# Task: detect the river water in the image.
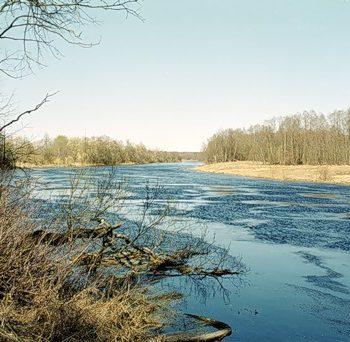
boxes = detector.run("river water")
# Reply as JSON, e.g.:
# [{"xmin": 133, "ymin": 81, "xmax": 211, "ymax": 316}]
[{"xmin": 32, "ymin": 162, "xmax": 350, "ymax": 341}]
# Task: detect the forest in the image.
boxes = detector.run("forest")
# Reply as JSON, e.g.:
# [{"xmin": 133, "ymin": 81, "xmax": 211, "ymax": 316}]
[
  {"xmin": 203, "ymin": 109, "xmax": 350, "ymax": 165},
  {"xmin": 1, "ymin": 135, "xmax": 183, "ymax": 167}
]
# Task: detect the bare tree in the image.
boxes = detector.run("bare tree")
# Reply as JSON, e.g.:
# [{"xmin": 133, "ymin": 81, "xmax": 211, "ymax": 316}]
[
  {"xmin": 0, "ymin": 0, "xmax": 140, "ymax": 77},
  {"xmin": 0, "ymin": 93, "xmax": 55, "ymax": 168},
  {"xmin": 0, "ymin": 93, "xmax": 53, "ymax": 133}
]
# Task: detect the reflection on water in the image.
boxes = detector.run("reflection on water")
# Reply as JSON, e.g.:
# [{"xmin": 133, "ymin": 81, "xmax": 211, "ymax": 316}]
[{"xmin": 31, "ymin": 162, "xmax": 350, "ymax": 341}]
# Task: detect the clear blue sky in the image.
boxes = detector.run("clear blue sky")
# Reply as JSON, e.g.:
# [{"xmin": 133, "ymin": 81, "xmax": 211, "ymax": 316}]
[{"xmin": 2, "ymin": 0, "xmax": 350, "ymax": 151}]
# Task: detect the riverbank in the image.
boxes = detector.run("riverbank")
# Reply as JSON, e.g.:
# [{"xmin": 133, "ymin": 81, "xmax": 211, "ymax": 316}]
[
  {"xmin": 16, "ymin": 162, "xmax": 135, "ymax": 169},
  {"xmin": 196, "ymin": 161, "xmax": 350, "ymax": 185},
  {"xmin": 15, "ymin": 161, "xmax": 179, "ymax": 169}
]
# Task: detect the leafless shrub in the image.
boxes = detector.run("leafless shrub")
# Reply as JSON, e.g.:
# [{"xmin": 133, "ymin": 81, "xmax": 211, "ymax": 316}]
[
  {"xmin": 0, "ymin": 168, "xmax": 245, "ymax": 340},
  {"xmin": 0, "ymin": 180, "xmax": 167, "ymax": 341}
]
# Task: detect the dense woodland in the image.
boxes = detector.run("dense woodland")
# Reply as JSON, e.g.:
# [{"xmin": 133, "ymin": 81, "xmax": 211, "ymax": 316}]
[
  {"xmin": 2, "ymin": 135, "xmax": 183, "ymax": 167},
  {"xmin": 204, "ymin": 109, "xmax": 350, "ymax": 165}
]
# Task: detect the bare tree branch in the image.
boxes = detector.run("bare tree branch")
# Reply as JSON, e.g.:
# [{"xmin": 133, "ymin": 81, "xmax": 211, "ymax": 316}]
[
  {"xmin": 0, "ymin": 0, "xmax": 141, "ymax": 77},
  {"xmin": 0, "ymin": 92, "xmax": 55, "ymax": 133}
]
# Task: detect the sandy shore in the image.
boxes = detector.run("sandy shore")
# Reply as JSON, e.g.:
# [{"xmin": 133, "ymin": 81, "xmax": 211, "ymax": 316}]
[{"xmin": 196, "ymin": 161, "xmax": 350, "ymax": 186}]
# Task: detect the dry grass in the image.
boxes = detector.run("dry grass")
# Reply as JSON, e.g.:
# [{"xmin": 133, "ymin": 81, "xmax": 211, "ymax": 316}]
[
  {"xmin": 0, "ymin": 190, "xmax": 164, "ymax": 341},
  {"xmin": 196, "ymin": 161, "xmax": 350, "ymax": 185}
]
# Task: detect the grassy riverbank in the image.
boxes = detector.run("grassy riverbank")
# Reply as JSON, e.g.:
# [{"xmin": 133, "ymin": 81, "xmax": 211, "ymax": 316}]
[{"xmin": 196, "ymin": 161, "xmax": 350, "ymax": 185}]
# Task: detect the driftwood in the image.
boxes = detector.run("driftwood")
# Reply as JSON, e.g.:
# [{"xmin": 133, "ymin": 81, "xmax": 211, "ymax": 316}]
[
  {"xmin": 164, "ymin": 314, "xmax": 232, "ymax": 342},
  {"xmin": 29, "ymin": 220, "xmax": 121, "ymax": 246},
  {"xmin": 29, "ymin": 220, "xmax": 240, "ymax": 279},
  {"xmin": 28, "ymin": 219, "xmax": 240, "ymax": 341}
]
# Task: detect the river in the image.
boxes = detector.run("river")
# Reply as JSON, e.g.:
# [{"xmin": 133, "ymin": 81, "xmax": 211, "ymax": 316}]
[{"xmin": 31, "ymin": 162, "xmax": 350, "ymax": 341}]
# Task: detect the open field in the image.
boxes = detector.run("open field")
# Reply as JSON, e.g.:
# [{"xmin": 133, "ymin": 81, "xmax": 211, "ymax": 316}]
[{"xmin": 196, "ymin": 161, "xmax": 350, "ymax": 185}]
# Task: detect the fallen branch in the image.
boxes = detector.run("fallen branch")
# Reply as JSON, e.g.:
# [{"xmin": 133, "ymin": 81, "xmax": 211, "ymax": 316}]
[
  {"xmin": 30, "ymin": 218, "xmax": 244, "ymax": 281},
  {"xmin": 164, "ymin": 314, "xmax": 232, "ymax": 342},
  {"xmin": 29, "ymin": 221, "xmax": 122, "ymax": 246},
  {"xmin": 28, "ymin": 217, "xmax": 241, "ymax": 341}
]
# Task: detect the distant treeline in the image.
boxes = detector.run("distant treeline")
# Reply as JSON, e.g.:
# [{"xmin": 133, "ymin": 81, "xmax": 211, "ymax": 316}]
[
  {"xmin": 4, "ymin": 135, "xmax": 186, "ymax": 166},
  {"xmin": 174, "ymin": 151, "xmax": 204, "ymax": 161},
  {"xmin": 204, "ymin": 109, "xmax": 350, "ymax": 165}
]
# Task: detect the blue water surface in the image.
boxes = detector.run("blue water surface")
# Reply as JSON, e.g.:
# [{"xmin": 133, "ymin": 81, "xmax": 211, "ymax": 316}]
[{"xmin": 32, "ymin": 162, "xmax": 350, "ymax": 341}]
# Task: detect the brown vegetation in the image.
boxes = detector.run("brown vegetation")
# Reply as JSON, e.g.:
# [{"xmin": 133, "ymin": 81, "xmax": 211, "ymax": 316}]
[
  {"xmin": 3, "ymin": 135, "xmax": 204, "ymax": 169},
  {"xmin": 7, "ymin": 135, "xmax": 181, "ymax": 167},
  {"xmin": 196, "ymin": 161, "xmax": 350, "ymax": 185},
  {"xmin": 0, "ymin": 187, "xmax": 164, "ymax": 341},
  {"xmin": 0, "ymin": 169, "xmax": 243, "ymax": 340}
]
